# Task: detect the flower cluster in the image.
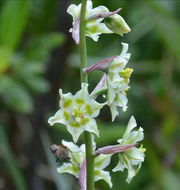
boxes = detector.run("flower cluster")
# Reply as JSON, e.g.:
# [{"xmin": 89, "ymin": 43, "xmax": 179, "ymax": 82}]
[
  {"xmin": 84, "ymin": 43, "xmax": 133, "ymax": 121},
  {"xmin": 56, "ymin": 117, "xmax": 145, "ymax": 187},
  {"xmin": 112, "ymin": 116, "xmax": 145, "ymax": 183},
  {"xmin": 67, "ymin": 0, "xmax": 130, "ymax": 43},
  {"xmin": 48, "ymin": 0, "xmax": 145, "ymax": 189},
  {"xmin": 57, "ymin": 140, "xmax": 112, "ymax": 188}
]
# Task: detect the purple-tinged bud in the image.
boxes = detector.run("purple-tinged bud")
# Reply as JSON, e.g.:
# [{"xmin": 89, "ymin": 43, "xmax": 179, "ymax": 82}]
[
  {"xmin": 79, "ymin": 158, "xmax": 86, "ymax": 190},
  {"xmin": 87, "ymin": 8, "xmax": 122, "ymax": 22},
  {"xmin": 72, "ymin": 15, "xmax": 80, "ymax": 44},
  {"xmin": 90, "ymin": 73, "xmax": 106, "ymax": 98},
  {"xmin": 94, "ymin": 143, "xmax": 138, "ymax": 157},
  {"xmin": 83, "ymin": 55, "xmax": 118, "ymax": 74}
]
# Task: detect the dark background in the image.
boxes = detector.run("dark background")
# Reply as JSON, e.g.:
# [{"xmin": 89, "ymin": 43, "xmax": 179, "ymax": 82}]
[{"xmin": 0, "ymin": 0, "xmax": 180, "ymax": 190}]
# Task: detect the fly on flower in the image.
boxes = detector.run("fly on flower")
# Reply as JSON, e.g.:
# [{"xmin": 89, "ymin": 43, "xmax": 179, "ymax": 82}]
[{"xmin": 50, "ymin": 144, "xmax": 71, "ymax": 163}]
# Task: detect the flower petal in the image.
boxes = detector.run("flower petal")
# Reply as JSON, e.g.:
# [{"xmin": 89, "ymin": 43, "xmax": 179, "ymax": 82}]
[
  {"xmin": 95, "ymin": 154, "xmax": 111, "ymax": 169},
  {"xmin": 87, "ymin": 5, "xmax": 109, "ymax": 20},
  {"xmin": 59, "ymin": 89, "xmax": 74, "ymax": 111},
  {"xmin": 48, "ymin": 110, "xmax": 66, "ymax": 126},
  {"xmin": 83, "ymin": 118, "xmax": 99, "ymax": 138},
  {"xmin": 67, "ymin": 4, "xmax": 81, "ymax": 23},
  {"xmin": 62, "ymin": 140, "xmax": 84, "ymax": 166},
  {"xmin": 62, "ymin": 140, "xmax": 82, "ymax": 153},
  {"xmin": 74, "ymin": 83, "xmax": 89, "ymax": 101},
  {"xmin": 94, "ymin": 169, "xmax": 112, "ymax": 188},
  {"xmin": 121, "ymin": 116, "xmax": 137, "ymax": 140},
  {"xmin": 57, "ymin": 163, "xmax": 79, "ymax": 178},
  {"xmin": 125, "ymin": 127, "xmax": 144, "ymax": 144},
  {"xmin": 66, "ymin": 124, "xmax": 84, "ymax": 143}
]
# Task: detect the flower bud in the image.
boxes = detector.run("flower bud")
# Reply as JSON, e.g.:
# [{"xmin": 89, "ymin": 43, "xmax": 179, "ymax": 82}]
[{"xmin": 105, "ymin": 14, "xmax": 131, "ymax": 36}]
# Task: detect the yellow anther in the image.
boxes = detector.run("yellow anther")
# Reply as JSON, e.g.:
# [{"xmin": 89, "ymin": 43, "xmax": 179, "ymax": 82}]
[{"xmin": 122, "ymin": 87, "xmax": 130, "ymax": 96}]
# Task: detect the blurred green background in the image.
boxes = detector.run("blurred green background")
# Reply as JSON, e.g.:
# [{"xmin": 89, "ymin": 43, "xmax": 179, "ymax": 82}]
[{"xmin": 0, "ymin": 0, "xmax": 180, "ymax": 190}]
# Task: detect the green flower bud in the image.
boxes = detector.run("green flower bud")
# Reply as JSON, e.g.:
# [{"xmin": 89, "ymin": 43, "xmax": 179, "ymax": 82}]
[{"xmin": 105, "ymin": 14, "xmax": 131, "ymax": 36}]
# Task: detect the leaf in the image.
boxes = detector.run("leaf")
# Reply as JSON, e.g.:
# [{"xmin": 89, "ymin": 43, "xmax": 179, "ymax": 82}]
[
  {"xmin": 3, "ymin": 82, "xmax": 33, "ymax": 113},
  {"xmin": 0, "ymin": 46, "xmax": 12, "ymax": 73},
  {"xmin": 24, "ymin": 33, "xmax": 65, "ymax": 62},
  {"xmin": 144, "ymin": 1, "xmax": 180, "ymax": 64},
  {"xmin": 0, "ymin": 124, "xmax": 28, "ymax": 190},
  {"xmin": 161, "ymin": 170, "xmax": 180, "ymax": 190},
  {"xmin": 23, "ymin": 75, "xmax": 50, "ymax": 93},
  {"xmin": 0, "ymin": 0, "xmax": 30, "ymax": 50},
  {"xmin": 0, "ymin": 75, "xmax": 13, "ymax": 93}
]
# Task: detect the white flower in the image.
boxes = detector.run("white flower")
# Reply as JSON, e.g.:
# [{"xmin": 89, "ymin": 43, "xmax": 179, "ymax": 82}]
[
  {"xmin": 67, "ymin": 0, "xmax": 112, "ymax": 42},
  {"xmin": 48, "ymin": 83, "xmax": 105, "ymax": 143},
  {"xmin": 113, "ymin": 116, "xmax": 146, "ymax": 183},
  {"xmin": 57, "ymin": 140, "xmax": 112, "ymax": 188},
  {"xmin": 107, "ymin": 43, "xmax": 133, "ymax": 121}
]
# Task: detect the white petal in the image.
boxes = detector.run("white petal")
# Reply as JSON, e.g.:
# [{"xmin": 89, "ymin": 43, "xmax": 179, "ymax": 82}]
[
  {"xmin": 88, "ymin": 5, "xmax": 109, "ymax": 19},
  {"xmin": 87, "ymin": 22, "xmax": 113, "ymax": 34},
  {"xmin": 83, "ymin": 118, "xmax": 99, "ymax": 138},
  {"xmin": 66, "ymin": 124, "xmax": 84, "ymax": 143},
  {"xmin": 112, "ymin": 154, "xmax": 126, "ymax": 172},
  {"xmin": 123, "ymin": 116, "xmax": 137, "ymax": 138},
  {"xmin": 59, "ymin": 89, "xmax": 74, "ymax": 111},
  {"xmin": 110, "ymin": 102, "xmax": 119, "ymax": 122},
  {"xmin": 107, "ymin": 76, "xmax": 116, "ymax": 104},
  {"xmin": 109, "ymin": 43, "xmax": 131, "ymax": 74},
  {"xmin": 67, "ymin": 4, "xmax": 81, "ymax": 23},
  {"xmin": 74, "ymin": 83, "xmax": 89, "ymax": 101},
  {"xmin": 62, "ymin": 141, "xmax": 84, "ymax": 166},
  {"xmin": 57, "ymin": 163, "xmax": 79, "ymax": 178},
  {"xmin": 126, "ymin": 127, "xmax": 144, "ymax": 144},
  {"xmin": 126, "ymin": 147, "xmax": 145, "ymax": 163},
  {"xmin": 126, "ymin": 164, "xmax": 136, "ymax": 183},
  {"xmin": 94, "ymin": 169, "xmax": 112, "ymax": 188},
  {"xmin": 86, "ymin": 0, "xmax": 93, "ymax": 10},
  {"xmin": 95, "ymin": 154, "xmax": 111, "ymax": 170},
  {"xmin": 86, "ymin": 99, "xmax": 105, "ymax": 117},
  {"xmin": 116, "ymin": 93, "xmax": 128, "ymax": 111},
  {"xmin": 48, "ymin": 110, "xmax": 66, "ymax": 126},
  {"xmin": 62, "ymin": 140, "xmax": 81, "ymax": 153}
]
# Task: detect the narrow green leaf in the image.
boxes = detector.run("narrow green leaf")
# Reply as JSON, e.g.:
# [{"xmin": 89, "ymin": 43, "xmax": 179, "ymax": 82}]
[
  {"xmin": 0, "ymin": 0, "xmax": 30, "ymax": 50},
  {"xmin": 144, "ymin": 1, "xmax": 180, "ymax": 63},
  {"xmin": 0, "ymin": 124, "xmax": 28, "ymax": 190},
  {"xmin": 0, "ymin": 46, "xmax": 12, "ymax": 73}
]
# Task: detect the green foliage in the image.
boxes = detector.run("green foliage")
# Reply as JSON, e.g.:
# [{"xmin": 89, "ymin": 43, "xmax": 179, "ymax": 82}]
[
  {"xmin": 0, "ymin": 0, "xmax": 30, "ymax": 50},
  {"xmin": 0, "ymin": 124, "xmax": 28, "ymax": 190},
  {"xmin": 1, "ymin": 0, "xmax": 180, "ymax": 189}
]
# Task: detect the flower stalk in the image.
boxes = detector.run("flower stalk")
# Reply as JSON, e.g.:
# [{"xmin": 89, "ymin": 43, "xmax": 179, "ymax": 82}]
[
  {"xmin": 80, "ymin": 0, "xmax": 95, "ymax": 189},
  {"xmin": 49, "ymin": 1, "xmax": 145, "ymax": 189}
]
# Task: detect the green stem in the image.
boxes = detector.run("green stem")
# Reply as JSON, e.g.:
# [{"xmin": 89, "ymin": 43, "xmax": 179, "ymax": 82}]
[{"xmin": 80, "ymin": 0, "xmax": 94, "ymax": 190}]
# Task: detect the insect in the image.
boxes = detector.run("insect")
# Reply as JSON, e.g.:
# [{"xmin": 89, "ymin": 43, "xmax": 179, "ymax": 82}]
[{"xmin": 50, "ymin": 144, "xmax": 70, "ymax": 163}]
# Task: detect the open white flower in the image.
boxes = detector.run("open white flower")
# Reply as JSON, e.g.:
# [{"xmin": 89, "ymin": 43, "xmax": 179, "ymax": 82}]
[
  {"xmin": 107, "ymin": 43, "xmax": 133, "ymax": 121},
  {"xmin": 48, "ymin": 83, "xmax": 105, "ymax": 143},
  {"xmin": 113, "ymin": 116, "xmax": 146, "ymax": 183},
  {"xmin": 57, "ymin": 140, "xmax": 112, "ymax": 188},
  {"xmin": 67, "ymin": 0, "xmax": 112, "ymax": 42}
]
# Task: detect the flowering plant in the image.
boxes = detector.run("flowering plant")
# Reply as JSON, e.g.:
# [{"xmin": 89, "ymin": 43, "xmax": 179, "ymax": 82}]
[{"xmin": 48, "ymin": 0, "xmax": 145, "ymax": 189}]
